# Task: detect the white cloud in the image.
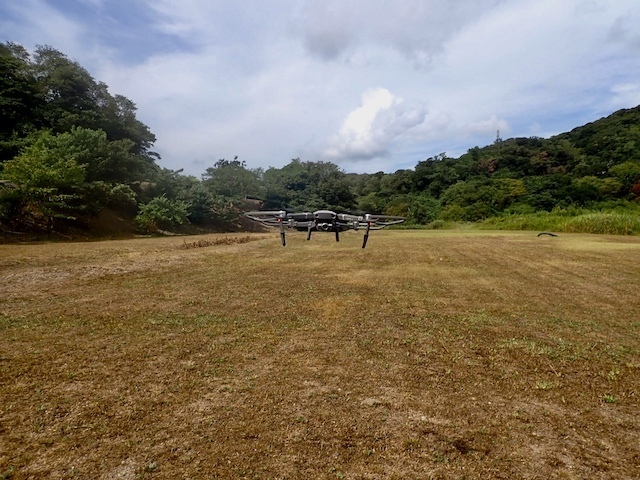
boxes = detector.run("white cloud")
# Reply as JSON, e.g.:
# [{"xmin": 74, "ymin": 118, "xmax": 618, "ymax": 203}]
[{"xmin": 323, "ymin": 88, "xmax": 426, "ymax": 162}]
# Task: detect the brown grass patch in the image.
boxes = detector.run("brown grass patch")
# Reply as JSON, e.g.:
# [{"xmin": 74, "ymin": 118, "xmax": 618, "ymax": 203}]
[
  {"xmin": 178, "ymin": 236, "xmax": 259, "ymax": 250},
  {"xmin": 1, "ymin": 230, "xmax": 639, "ymax": 478}
]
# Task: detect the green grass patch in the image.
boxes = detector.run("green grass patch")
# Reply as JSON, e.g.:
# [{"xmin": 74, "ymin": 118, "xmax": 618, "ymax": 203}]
[{"xmin": 479, "ymin": 208, "xmax": 640, "ymax": 234}]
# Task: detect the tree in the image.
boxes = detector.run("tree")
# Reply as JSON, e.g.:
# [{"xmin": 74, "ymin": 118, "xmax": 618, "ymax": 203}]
[
  {"xmin": 523, "ymin": 175, "xmax": 573, "ymax": 210},
  {"xmin": 0, "ymin": 42, "xmax": 43, "ymax": 162},
  {"xmin": 1, "ymin": 130, "xmax": 86, "ymax": 231},
  {"xmin": 407, "ymin": 193, "xmax": 441, "ymax": 224},
  {"xmin": 609, "ymin": 162, "xmax": 640, "ymax": 197},
  {"xmin": 202, "ymin": 158, "xmax": 263, "ymax": 200},
  {"xmin": 31, "ymin": 45, "xmax": 102, "ymax": 133},
  {"xmin": 28, "ymin": 45, "xmax": 158, "ymax": 162},
  {"xmin": 439, "ymin": 179, "xmax": 498, "ymax": 220},
  {"xmin": 262, "ymin": 159, "xmax": 355, "ymax": 211},
  {"xmin": 413, "ymin": 154, "xmax": 460, "ymax": 197},
  {"xmin": 135, "ymin": 195, "xmax": 189, "ymax": 233}
]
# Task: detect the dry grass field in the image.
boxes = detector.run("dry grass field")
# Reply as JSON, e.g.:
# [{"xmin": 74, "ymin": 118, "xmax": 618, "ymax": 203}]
[{"xmin": 1, "ymin": 230, "xmax": 639, "ymax": 479}]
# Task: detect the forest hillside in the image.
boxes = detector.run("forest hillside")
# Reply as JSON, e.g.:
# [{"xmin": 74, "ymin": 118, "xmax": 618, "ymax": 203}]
[{"xmin": 1, "ymin": 42, "xmax": 639, "ymax": 239}]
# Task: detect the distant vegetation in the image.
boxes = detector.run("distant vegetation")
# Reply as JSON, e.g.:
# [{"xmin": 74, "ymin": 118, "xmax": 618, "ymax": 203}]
[{"xmin": 1, "ymin": 42, "xmax": 639, "ymax": 238}]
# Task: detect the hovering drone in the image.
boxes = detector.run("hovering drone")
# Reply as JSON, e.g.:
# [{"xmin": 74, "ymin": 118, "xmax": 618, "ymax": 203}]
[{"xmin": 244, "ymin": 209, "xmax": 405, "ymax": 248}]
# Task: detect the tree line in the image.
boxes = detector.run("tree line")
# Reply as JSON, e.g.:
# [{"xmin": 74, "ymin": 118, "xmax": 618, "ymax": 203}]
[{"xmin": 1, "ymin": 42, "xmax": 639, "ymax": 237}]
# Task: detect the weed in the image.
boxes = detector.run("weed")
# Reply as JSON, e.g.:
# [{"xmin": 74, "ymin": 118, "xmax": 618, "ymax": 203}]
[
  {"xmin": 1, "ymin": 467, "xmax": 14, "ymax": 479},
  {"xmin": 403, "ymin": 438, "xmax": 421, "ymax": 451},
  {"xmin": 535, "ymin": 380, "xmax": 559, "ymax": 391},
  {"xmin": 327, "ymin": 466, "xmax": 346, "ymax": 478}
]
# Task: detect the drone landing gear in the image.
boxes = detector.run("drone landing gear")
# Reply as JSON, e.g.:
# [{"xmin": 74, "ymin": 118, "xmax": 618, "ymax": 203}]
[
  {"xmin": 279, "ymin": 218, "xmax": 286, "ymax": 246},
  {"xmin": 362, "ymin": 222, "xmax": 371, "ymax": 249}
]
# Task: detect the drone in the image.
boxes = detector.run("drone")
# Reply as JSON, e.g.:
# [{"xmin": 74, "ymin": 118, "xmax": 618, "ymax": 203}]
[{"xmin": 244, "ymin": 209, "xmax": 405, "ymax": 248}]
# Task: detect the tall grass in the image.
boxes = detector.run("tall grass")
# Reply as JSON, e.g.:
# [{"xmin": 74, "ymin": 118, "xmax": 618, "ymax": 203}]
[{"xmin": 480, "ymin": 209, "xmax": 640, "ymax": 235}]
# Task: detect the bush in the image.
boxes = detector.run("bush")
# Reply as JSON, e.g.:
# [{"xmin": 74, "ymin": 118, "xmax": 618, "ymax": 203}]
[
  {"xmin": 479, "ymin": 206, "xmax": 640, "ymax": 235},
  {"xmin": 135, "ymin": 195, "xmax": 189, "ymax": 233},
  {"xmin": 428, "ymin": 219, "xmax": 446, "ymax": 230},
  {"xmin": 564, "ymin": 212, "xmax": 640, "ymax": 235}
]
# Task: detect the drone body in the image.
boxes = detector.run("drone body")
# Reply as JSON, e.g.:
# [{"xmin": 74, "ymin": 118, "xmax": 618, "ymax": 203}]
[{"xmin": 244, "ymin": 209, "xmax": 405, "ymax": 248}]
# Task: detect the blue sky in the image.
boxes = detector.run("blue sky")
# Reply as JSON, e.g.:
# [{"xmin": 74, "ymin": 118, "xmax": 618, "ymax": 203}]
[{"xmin": 2, "ymin": 0, "xmax": 640, "ymax": 176}]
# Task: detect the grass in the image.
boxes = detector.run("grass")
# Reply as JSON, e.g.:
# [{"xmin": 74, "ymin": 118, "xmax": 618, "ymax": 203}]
[
  {"xmin": 480, "ymin": 208, "xmax": 640, "ymax": 235},
  {"xmin": 1, "ymin": 229, "xmax": 639, "ymax": 478}
]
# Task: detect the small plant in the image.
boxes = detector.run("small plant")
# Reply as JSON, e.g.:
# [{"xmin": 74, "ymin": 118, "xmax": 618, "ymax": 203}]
[
  {"xmin": 535, "ymin": 380, "xmax": 558, "ymax": 390},
  {"xmin": 327, "ymin": 467, "xmax": 346, "ymax": 478},
  {"xmin": 1, "ymin": 466, "xmax": 15, "ymax": 479},
  {"xmin": 603, "ymin": 394, "xmax": 618, "ymax": 404}
]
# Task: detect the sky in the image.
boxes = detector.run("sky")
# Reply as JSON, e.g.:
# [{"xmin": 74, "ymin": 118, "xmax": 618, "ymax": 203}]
[{"xmin": 1, "ymin": 0, "xmax": 640, "ymax": 176}]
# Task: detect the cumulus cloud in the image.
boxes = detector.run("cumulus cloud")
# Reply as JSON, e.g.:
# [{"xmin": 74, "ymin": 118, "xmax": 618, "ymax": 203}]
[{"xmin": 323, "ymin": 88, "xmax": 426, "ymax": 161}]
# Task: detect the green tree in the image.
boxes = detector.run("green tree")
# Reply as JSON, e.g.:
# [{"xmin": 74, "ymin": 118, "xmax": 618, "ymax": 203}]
[
  {"xmin": 28, "ymin": 45, "xmax": 158, "ymax": 162},
  {"xmin": 407, "ymin": 193, "xmax": 441, "ymax": 224},
  {"xmin": 202, "ymin": 158, "xmax": 263, "ymax": 200},
  {"xmin": 135, "ymin": 195, "xmax": 189, "ymax": 233},
  {"xmin": 0, "ymin": 42, "xmax": 43, "ymax": 162},
  {"xmin": 262, "ymin": 159, "xmax": 355, "ymax": 211},
  {"xmin": 1, "ymin": 130, "xmax": 86, "ymax": 230},
  {"xmin": 609, "ymin": 162, "xmax": 640, "ymax": 196},
  {"xmin": 439, "ymin": 179, "xmax": 500, "ymax": 220},
  {"xmin": 413, "ymin": 154, "xmax": 460, "ymax": 197}
]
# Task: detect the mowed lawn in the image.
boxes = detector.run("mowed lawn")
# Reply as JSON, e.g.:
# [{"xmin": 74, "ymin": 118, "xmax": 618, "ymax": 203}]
[{"xmin": 1, "ymin": 230, "xmax": 639, "ymax": 479}]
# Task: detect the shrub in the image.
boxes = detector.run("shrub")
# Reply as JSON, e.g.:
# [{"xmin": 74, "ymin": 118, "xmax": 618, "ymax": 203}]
[{"xmin": 135, "ymin": 195, "xmax": 189, "ymax": 233}]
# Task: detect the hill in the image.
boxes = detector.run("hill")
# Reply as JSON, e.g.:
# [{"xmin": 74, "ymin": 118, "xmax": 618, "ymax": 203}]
[
  {"xmin": 1, "ymin": 41, "xmax": 639, "ymax": 239},
  {"xmin": 344, "ymin": 106, "xmax": 640, "ymax": 229}
]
